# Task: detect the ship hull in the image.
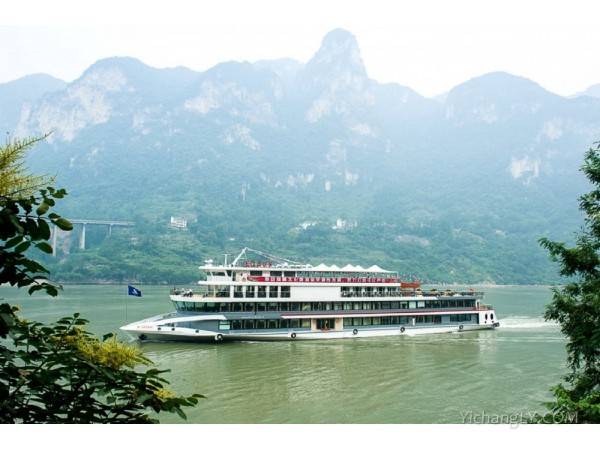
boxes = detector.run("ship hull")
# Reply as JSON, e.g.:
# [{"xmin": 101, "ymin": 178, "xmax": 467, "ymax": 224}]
[{"xmin": 121, "ymin": 321, "xmax": 499, "ymax": 343}]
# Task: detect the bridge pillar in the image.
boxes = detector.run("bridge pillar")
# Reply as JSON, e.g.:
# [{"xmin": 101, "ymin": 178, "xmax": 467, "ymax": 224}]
[
  {"xmin": 79, "ymin": 223, "xmax": 86, "ymax": 250},
  {"xmin": 108, "ymin": 224, "xmax": 112, "ymax": 236},
  {"xmin": 52, "ymin": 224, "xmax": 58, "ymax": 257}
]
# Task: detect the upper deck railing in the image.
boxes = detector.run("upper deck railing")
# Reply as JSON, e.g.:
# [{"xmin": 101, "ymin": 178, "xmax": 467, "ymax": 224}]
[
  {"xmin": 245, "ymin": 275, "xmax": 411, "ymax": 285},
  {"xmin": 170, "ymin": 287, "xmax": 484, "ymax": 300}
]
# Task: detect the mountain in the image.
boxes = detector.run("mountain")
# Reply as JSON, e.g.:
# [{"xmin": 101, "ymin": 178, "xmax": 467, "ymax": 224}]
[
  {"xmin": 573, "ymin": 84, "xmax": 600, "ymax": 99},
  {"xmin": 3, "ymin": 29, "xmax": 600, "ymax": 284},
  {"xmin": 0, "ymin": 73, "xmax": 66, "ymax": 136}
]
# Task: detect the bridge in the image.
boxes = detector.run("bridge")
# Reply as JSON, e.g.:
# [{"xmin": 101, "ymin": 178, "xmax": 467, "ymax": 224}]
[{"xmin": 52, "ymin": 219, "xmax": 135, "ymax": 255}]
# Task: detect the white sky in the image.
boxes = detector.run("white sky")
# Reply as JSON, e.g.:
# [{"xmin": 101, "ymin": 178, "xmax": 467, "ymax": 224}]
[{"xmin": 1, "ymin": 0, "xmax": 600, "ymax": 97}]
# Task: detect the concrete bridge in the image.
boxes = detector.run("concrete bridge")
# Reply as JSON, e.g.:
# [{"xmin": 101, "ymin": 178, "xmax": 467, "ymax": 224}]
[{"xmin": 52, "ymin": 219, "xmax": 135, "ymax": 255}]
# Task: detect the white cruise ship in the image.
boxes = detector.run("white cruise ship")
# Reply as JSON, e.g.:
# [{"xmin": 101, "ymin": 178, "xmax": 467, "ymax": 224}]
[{"xmin": 121, "ymin": 248, "xmax": 499, "ymax": 342}]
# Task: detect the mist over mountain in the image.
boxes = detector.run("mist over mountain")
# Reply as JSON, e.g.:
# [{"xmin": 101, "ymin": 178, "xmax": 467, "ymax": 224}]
[
  {"xmin": 2, "ymin": 28, "xmax": 600, "ymax": 284},
  {"xmin": 574, "ymin": 84, "xmax": 600, "ymax": 99}
]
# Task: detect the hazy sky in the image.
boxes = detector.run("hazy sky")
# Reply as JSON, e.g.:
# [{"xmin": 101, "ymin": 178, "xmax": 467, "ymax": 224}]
[{"xmin": 2, "ymin": 0, "xmax": 600, "ymax": 97}]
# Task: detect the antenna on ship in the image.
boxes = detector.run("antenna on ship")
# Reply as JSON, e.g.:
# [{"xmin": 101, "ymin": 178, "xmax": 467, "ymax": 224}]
[{"xmin": 231, "ymin": 247, "xmax": 305, "ymax": 267}]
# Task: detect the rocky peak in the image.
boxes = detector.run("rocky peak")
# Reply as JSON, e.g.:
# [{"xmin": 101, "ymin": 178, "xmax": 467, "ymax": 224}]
[{"xmin": 304, "ymin": 29, "xmax": 367, "ymax": 86}]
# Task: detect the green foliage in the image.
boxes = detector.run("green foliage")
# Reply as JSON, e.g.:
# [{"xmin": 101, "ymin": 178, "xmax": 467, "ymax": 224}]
[
  {"xmin": 0, "ymin": 186, "xmax": 72, "ymax": 298},
  {"xmin": 534, "ymin": 142, "xmax": 600, "ymax": 423},
  {"xmin": 0, "ymin": 305, "xmax": 202, "ymax": 423},
  {"xmin": 0, "ymin": 134, "xmax": 53, "ymax": 198},
  {"xmin": 1, "ymin": 136, "xmax": 202, "ymax": 423}
]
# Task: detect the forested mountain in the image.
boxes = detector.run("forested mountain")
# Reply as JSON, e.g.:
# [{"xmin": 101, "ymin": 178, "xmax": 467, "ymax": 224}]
[{"xmin": 3, "ymin": 29, "xmax": 600, "ymax": 284}]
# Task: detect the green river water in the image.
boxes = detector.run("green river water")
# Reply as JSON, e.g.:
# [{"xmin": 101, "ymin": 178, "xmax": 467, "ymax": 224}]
[{"xmin": 0, "ymin": 284, "xmax": 565, "ymax": 423}]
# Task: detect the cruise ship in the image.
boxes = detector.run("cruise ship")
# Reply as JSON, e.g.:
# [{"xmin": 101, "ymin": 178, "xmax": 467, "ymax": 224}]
[{"xmin": 121, "ymin": 248, "xmax": 499, "ymax": 342}]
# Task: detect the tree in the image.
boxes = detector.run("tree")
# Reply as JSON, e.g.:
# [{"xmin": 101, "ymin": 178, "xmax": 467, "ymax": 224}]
[
  {"xmin": 536, "ymin": 142, "xmax": 600, "ymax": 424},
  {"xmin": 0, "ymin": 135, "xmax": 53, "ymax": 198},
  {"xmin": 0, "ymin": 136, "xmax": 202, "ymax": 423}
]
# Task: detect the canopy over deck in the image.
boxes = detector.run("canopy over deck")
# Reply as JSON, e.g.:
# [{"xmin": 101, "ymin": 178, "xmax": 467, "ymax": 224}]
[{"xmin": 199, "ymin": 247, "xmax": 395, "ymax": 273}]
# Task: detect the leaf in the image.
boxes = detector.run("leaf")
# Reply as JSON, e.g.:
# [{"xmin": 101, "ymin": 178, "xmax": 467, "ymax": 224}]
[
  {"xmin": 36, "ymin": 201, "xmax": 50, "ymax": 216},
  {"xmin": 35, "ymin": 242, "xmax": 53, "ymax": 254},
  {"xmin": 37, "ymin": 219, "xmax": 51, "ymax": 240},
  {"xmin": 45, "ymin": 285, "xmax": 59, "ymax": 297},
  {"xmin": 14, "ymin": 240, "xmax": 31, "ymax": 253},
  {"xmin": 3, "ymin": 235, "xmax": 23, "ymax": 248},
  {"xmin": 53, "ymin": 217, "xmax": 73, "ymax": 231}
]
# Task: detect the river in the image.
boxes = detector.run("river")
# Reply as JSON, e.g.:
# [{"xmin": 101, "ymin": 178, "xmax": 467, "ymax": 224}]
[{"xmin": 0, "ymin": 284, "xmax": 565, "ymax": 423}]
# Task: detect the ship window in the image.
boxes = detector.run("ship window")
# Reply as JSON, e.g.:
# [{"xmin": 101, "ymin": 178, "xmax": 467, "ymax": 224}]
[
  {"xmin": 234, "ymin": 286, "xmax": 244, "ymax": 298},
  {"xmin": 316, "ymin": 319, "xmax": 333, "ymax": 330},
  {"xmin": 301, "ymin": 319, "xmax": 311, "ymax": 328},
  {"xmin": 343, "ymin": 318, "xmax": 353, "ymax": 326},
  {"xmin": 279, "ymin": 302, "xmax": 289, "ymax": 311},
  {"xmin": 381, "ymin": 302, "xmax": 390, "ymax": 310},
  {"xmin": 485, "ymin": 313, "xmax": 488, "ymax": 320},
  {"xmin": 244, "ymin": 302, "xmax": 254, "ymax": 312},
  {"xmin": 270, "ymin": 271, "xmax": 282, "ymax": 277},
  {"xmin": 243, "ymin": 320, "xmax": 255, "ymax": 329},
  {"xmin": 232, "ymin": 303, "xmax": 242, "ymax": 312},
  {"xmin": 267, "ymin": 320, "xmax": 278, "ymax": 329},
  {"xmin": 290, "ymin": 302, "xmax": 301, "ymax": 311},
  {"xmin": 302, "ymin": 303, "xmax": 311, "ymax": 311},
  {"xmin": 268, "ymin": 302, "xmax": 278, "ymax": 311},
  {"xmin": 372, "ymin": 317, "xmax": 381, "ymax": 325},
  {"xmin": 256, "ymin": 320, "xmax": 266, "ymax": 329},
  {"xmin": 363, "ymin": 302, "xmax": 371, "ymax": 310},
  {"xmin": 279, "ymin": 319, "xmax": 289, "ymax": 329},
  {"xmin": 352, "ymin": 318, "xmax": 362, "ymax": 326},
  {"xmin": 250, "ymin": 270, "xmax": 262, "ymax": 276},
  {"xmin": 353, "ymin": 302, "xmax": 361, "ymax": 310},
  {"xmin": 269, "ymin": 286, "xmax": 278, "ymax": 298},
  {"xmin": 284, "ymin": 271, "xmax": 295, "ymax": 277},
  {"xmin": 245, "ymin": 286, "xmax": 255, "ymax": 298},
  {"xmin": 256, "ymin": 302, "xmax": 266, "ymax": 312},
  {"xmin": 281, "ymin": 286, "xmax": 291, "ymax": 298},
  {"xmin": 333, "ymin": 302, "xmax": 342, "ymax": 311},
  {"xmin": 491, "ymin": 313, "xmax": 494, "ymax": 320},
  {"xmin": 391, "ymin": 302, "xmax": 399, "ymax": 309},
  {"xmin": 218, "ymin": 320, "xmax": 230, "ymax": 330},
  {"xmin": 231, "ymin": 320, "xmax": 242, "ymax": 330},
  {"xmin": 289, "ymin": 319, "xmax": 300, "ymax": 328}
]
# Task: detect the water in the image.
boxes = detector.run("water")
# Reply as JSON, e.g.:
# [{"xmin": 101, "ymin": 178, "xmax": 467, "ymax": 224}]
[{"xmin": 0, "ymin": 284, "xmax": 566, "ymax": 423}]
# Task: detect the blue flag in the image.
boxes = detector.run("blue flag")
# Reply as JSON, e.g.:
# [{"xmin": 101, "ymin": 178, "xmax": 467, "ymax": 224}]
[{"xmin": 128, "ymin": 285, "xmax": 142, "ymax": 297}]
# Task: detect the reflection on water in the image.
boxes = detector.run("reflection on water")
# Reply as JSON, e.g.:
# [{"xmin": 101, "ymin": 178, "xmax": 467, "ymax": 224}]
[{"xmin": 0, "ymin": 284, "xmax": 566, "ymax": 423}]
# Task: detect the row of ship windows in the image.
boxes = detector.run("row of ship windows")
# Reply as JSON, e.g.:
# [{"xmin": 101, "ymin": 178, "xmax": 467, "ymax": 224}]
[
  {"xmin": 217, "ymin": 314, "xmax": 478, "ymax": 330},
  {"xmin": 173, "ymin": 299, "xmax": 477, "ymax": 312},
  {"xmin": 205, "ymin": 286, "xmax": 417, "ymax": 298}
]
